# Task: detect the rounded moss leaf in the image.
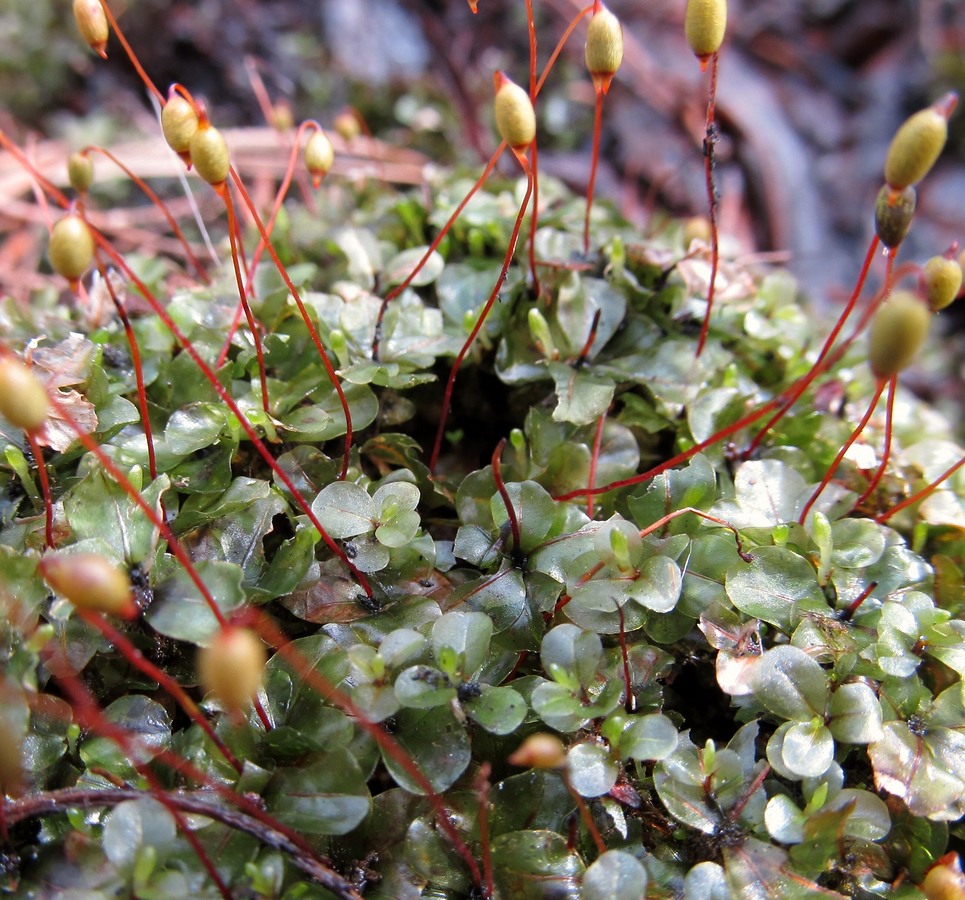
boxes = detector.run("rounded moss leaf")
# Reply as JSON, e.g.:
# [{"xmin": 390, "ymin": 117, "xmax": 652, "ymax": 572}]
[
  {"xmin": 582, "ymin": 850, "xmax": 647, "ymax": 900},
  {"xmin": 431, "ymin": 610, "xmax": 493, "ymax": 678},
  {"xmin": 490, "ymin": 831, "xmax": 584, "ymax": 898},
  {"xmin": 311, "ymin": 481, "xmax": 375, "ymax": 538},
  {"xmin": 541, "ymin": 623, "xmax": 602, "ymax": 689},
  {"xmin": 684, "ymin": 861, "xmax": 729, "ymax": 899},
  {"xmin": 383, "ymin": 246, "xmax": 445, "ymax": 288},
  {"xmin": 826, "ymin": 788, "xmax": 891, "ymax": 842},
  {"xmin": 828, "ymin": 682, "xmax": 883, "ymax": 744},
  {"xmin": 726, "ymin": 546, "xmax": 826, "ymax": 631},
  {"xmin": 751, "ymin": 645, "xmax": 830, "ymax": 721},
  {"xmin": 627, "ymin": 556, "xmax": 683, "ymax": 613},
  {"xmin": 381, "ymin": 705, "xmax": 471, "ymax": 795},
  {"xmin": 489, "ymin": 480, "xmax": 559, "ymax": 556},
  {"xmin": 764, "ymin": 794, "xmax": 805, "ymax": 844},
  {"xmin": 620, "ymin": 713, "xmax": 678, "ymax": 762},
  {"xmin": 463, "ymin": 685, "xmax": 526, "ymax": 734},
  {"xmin": 566, "ymin": 741, "xmax": 619, "ymax": 797},
  {"xmin": 830, "ymin": 518, "xmax": 887, "ymax": 569},
  {"xmin": 394, "ymin": 665, "xmax": 456, "ymax": 709},
  {"xmin": 266, "ymin": 750, "xmax": 371, "ymax": 835},
  {"xmin": 103, "ymin": 797, "xmax": 177, "ymax": 869},
  {"xmin": 378, "ymin": 628, "xmax": 427, "ymax": 669},
  {"xmin": 779, "ymin": 720, "xmax": 835, "ymax": 778},
  {"xmin": 373, "ymin": 481, "xmax": 421, "ymax": 548},
  {"xmin": 531, "ymin": 679, "xmax": 594, "ymax": 732}
]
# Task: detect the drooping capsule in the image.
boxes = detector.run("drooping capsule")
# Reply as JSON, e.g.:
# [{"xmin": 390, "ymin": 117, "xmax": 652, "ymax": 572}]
[
  {"xmin": 67, "ymin": 151, "xmax": 95, "ymax": 194},
  {"xmin": 40, "ymin": 552, "xmax": 137, "ymax": 619},
  {"xmin": 48, "ymin": 213, "xmax": 95, "ymax": 284},
  {"xmin": 190, "ymin": 122, "xmax": 231, "ymax": 186},
  {"xmin": 585, "ymin": 4, "xmax": 624, "ymax": 94},
  {"xmin": 922, "ymin": 255, "xmax": 963, "ymax": 312},
  {"xmin": 198, "ymin": 626, "xmax": 267, "ymax": 714},
  {"xmin": 304, "ymin": 129, "xmax": 335, "ymax": 188},
  {"xmin": 493, "ymin": 71, "xmax": 536, "ymax": 152},
  {"xmin": 161, "ymin": 92, "xmax": 200, "ymax": 156},
  {"xmin": 884, "ymin": 93, "xmax": 957, "ymax": 192},
  {"xmin": 685, "ymin": 0, "xmax": 727, "ymax": 63},
  {"xmin": 0, "ymin": 357, "xmax": 49, "ymax": 432},
  {"xmin": 868, "ymin": 290, "xmax": 930, "ymax": 380},
  {"xmin": 73, "ymin": 0, "xmax": 109, "ymax": 58},
  {"xmin": 874, "ymin": 184, "xmax": 916, "ymax": 250}
]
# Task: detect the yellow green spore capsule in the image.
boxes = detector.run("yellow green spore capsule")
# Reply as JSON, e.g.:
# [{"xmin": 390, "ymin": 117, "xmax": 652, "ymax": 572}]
[
  {"xmin": 686, "ymin": 0, "xmax": 727, "ymax": 61},
  {"xmin": 48, "ymin": 213, "xmax": 95, "ymax": 283},
  {"xmin": 67, "ymin": 151, "xmax": 94, "ymax": 194},
  {"xmin": 493, "ymin": 72, "xmax": 536, "ymax": 151},
  {"xmin": 161, "ymin": 93, "xmax": 200, "ymax": 155},
  {"xmin": 874, "ymin": 184, "xmax": 916, "ymax": 250},
  {"xmin": 304, "ymin": 129, "xmax": 335, "ymax": 188},
  {"xmin": 0, "ymin": 357, "xmax": 48, "ymax": 432},
  {"xmin": 868, "ymin": 290, "xmax": 930, "ymax": 379},
  {"xmin": 585, "ymin": 4, "xmax": 624, "ymax": 93},
  {"xmin": 39, "ymin": 553, "xmax": 137, "ymax": 619},
  {"xmin": 884, "ymin": 93, "xmax": 957, "ymax": 191},
  {"xmin": 190, "ymin": 122, "xmax": 231, "ymax": 186},
  {"xmin": 73, "ymin": 0, "xmax": 109, "ymax": 58},
  {"xmin": 198, "ymin": 626, "xmax": 267, "ymax": 714},
  {"xmin": 923, "ymin": 255, "xmax": 963, "ymax": 312}
]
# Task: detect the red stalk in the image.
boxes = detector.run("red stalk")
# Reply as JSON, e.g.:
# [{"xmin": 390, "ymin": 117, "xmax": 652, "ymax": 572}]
[
  {"xmin": 25, "ymin": 432, "xmax": 54, "ymax": 548},
  {"xmin": 798, "ymin": 378, "xmax": 888, "ymax": 526},
  {"xmin": 695, "ymin": 52, "xmax": 720, "ymax": 358},
  {"xmin": 851, "ymin": 375, "xmax": 898, "ymax": 513},
  {"xmin": 429, "ymin": 151, "xmax": 535, "ymax": 472}
]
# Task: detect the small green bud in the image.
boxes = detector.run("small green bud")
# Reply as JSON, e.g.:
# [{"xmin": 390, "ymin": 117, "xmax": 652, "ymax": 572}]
[
  {"xmin": 527, "ymin": 307, "xmax": 556, "ymax": 359},
  {"xmin": 874, "ymin": 184, "xmax": 916, "ymax": 250},
  {"xmin": 67, "ymin": 151, "xmax": 94, "ymax": 193},
  {"xmin": 161, "ymin": 93, "xmax": 199, "ymax": 155},
  {"xmin": 493, "ymin": 71, "xmax": 536, "ymax": 151},
  {"xmin": 922, "ymin": 255, "xmax": 962, "ymax": 312},
  {"xmin": 868, "ymin": 290, "xmax": 930, "ymax": 379},
  {"xmin": 190, "ymin": 122, "xmax": 231, "ymax": 186},
  {"xmin": 585, "ymin": 4, "xmax": 623, "ymax": 94},
  {"xmin": 883, "ymin": 93, "xmax": 957, "ymax": 191},
  {"xmin": 685, "ymin": 0, "xmax": 727, "ymax": 61},
  {"xmin": 48, "ymin": 213, "xmax": 95, "ymax": 283}
]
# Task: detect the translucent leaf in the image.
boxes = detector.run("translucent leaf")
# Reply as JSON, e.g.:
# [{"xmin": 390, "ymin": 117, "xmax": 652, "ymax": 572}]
[
  {"xmin": 727, "ymin": 548, "xmax": 826, "ymax": 631},
  {"xmin": 81, "ymin": 696, "xmax": 171, "ymax": 772},
  {"xmin": 566, "ymin": 741, "xmax": 618, "ymax": 797},
  {"xmin": 752, "ymin": 645, "xmax": 830, "ymax": 721},
  {"xmin": 394, "ymin": 666, "xmax": 456, "ymax": 709},
  {"xmin": 267, "ymin": 749, "xmax": 371, "ymax": 834},
  {"xmin": 684, "ymin": 861, "xmax": 729, "ymax": 899},
  {"xmin": 712, "ymin": 459, "xmax": 809, "ymax": 528},
  {"xmin": 830, "ymin": 518, "xmax": 887, "ymax": 569},
  {"xmin": 764, "ymin": 794, "xmax": 805, "ymax": 844},
  {"xmin": 825, "ymin": 788, "xmax": 891, "ymax": 841},
  {"xmin": 382, "ymin": 246, "xmax": 444, "ymax": 288},
  {"xmin": 146, "ymin": 559, "xmax": 247, "ymax": 645},
  {"xmin": 531, "ymin": 680, "xmax": 593, "ymax": 733},
  {"xmin": 311, "ymin": 481, "xmax": 375, "ymax": 538},
  {"xmin": 431, "ymin": 610, "xmax": 493, "ymax": 678},
  {"xmin": 827, "ymin": 682, "xmax": 883, "ymax": 744},
  {"xmin": 103, "ymin": 798, "xmax": 177, "ymax": 869},
  {"xmin": 581, "ymin": 849, "xmax": 648, "ymax": 900},
  {"xmin": 541, "ymin": 624, "xmax": 602, "ymax": 690},
  {"xmin": 779, "ymin": 721, "xmax": 834, "ymax": 778},
  {"xmin": 381, "ymin": 705, "xmax": 471, "ymax": 795},
  {"xmin": 627, "ymin": 556, "xmax": 683, "ymax": 613},
  {"xmin": 546, "ymin": 361, "xmax": 615, "ymax": 427},
  {"xmin": 490, "ymin": 830, "xmax": 584, "ymax": 899},
  {"xmin": 464, "ymin": 685, "xmax": 526, "ymax": 734},
  {"xmin": 620, "ymin": 713, "xmax": 678, "ymax": 762},
  {"xmin": 489, "ymin": 480, "xmax": 559, "ymax": 555},
  {"xmin": 164, "ymin": 402, "xmax": 227, "ymax": 456}
]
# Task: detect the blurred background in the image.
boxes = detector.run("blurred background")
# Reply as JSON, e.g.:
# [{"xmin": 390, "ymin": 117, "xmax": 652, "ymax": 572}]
[{"xmin": 1, "ymin": 0, "xmax": 963, "ymax": 319}]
